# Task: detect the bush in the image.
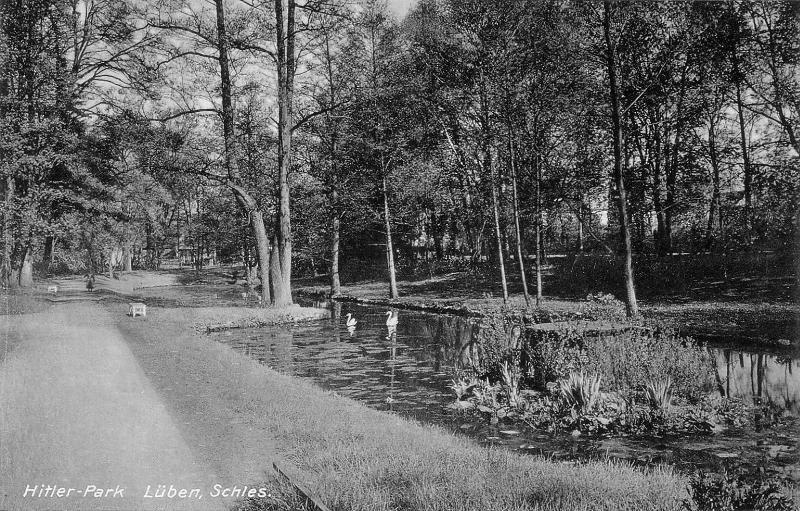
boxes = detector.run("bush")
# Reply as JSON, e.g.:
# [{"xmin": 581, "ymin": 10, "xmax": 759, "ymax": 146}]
[
  {"xmin": 522, "ymin": 324, "xmax": 713, "ymax": 401},
  {"xmin": 583, "ymin": 327, "xmax": 715, "ymax": 402},
  {"xmin": 579, "ymin": 292, "xmax": 627, "ymax": 322},
  {"xmin": 683, "ymin": 472, "xmax": 796, "ymax": 511},
  {"xmin": 523, "ymin": 329, "xmax": 587, "ymax": 389}
]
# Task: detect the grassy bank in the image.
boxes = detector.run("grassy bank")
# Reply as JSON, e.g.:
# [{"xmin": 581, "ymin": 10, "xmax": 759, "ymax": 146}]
[
  {"xmin": 183, "ymin": 305, "xmax": 330, "ymax": 331},
  {"xmin": 114, "ymin": 303, "xmax": 687, "ymax": 511}
]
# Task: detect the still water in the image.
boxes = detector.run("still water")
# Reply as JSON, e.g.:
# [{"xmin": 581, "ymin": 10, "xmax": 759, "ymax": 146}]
[{"xmin": 207, "ymin": 302, "xmax": 800, "ymax": 482}]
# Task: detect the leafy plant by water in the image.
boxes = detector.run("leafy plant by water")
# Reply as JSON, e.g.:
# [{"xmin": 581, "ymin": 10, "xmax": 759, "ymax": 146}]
[
  {"xmin": 583, "ymin": 327, "xmax": 714, "ymax": 402},
  {"xmin": 559, "ymin": 371, "xmax": 602, "ymax": 414},
  {"xmin": 682, "ymin": 471, "xmax": 796, "ymax": 511},
  {"xmin": 449, "ymin": 376, "xmax": 479, "ymax": 401},
  {"xmin": 645, "ymin": 377, "xmax": 673, "ymax": 412},
  {"xmin": 500, "ymin": 361, "xmax": 521, "ymax": 408}
]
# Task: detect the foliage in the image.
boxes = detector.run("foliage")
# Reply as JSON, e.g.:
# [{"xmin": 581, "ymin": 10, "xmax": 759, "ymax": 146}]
[
  {"xmin": 579, "ymin": 293, "xmax": 628, "ymax": 322},
  {"xmin": 645, "ymin": 377, "xmax": 674, "ymax": 412},
  {"xmin": 500, "ymin": 361, "xmax": 521, "ymax": 408},
  {"xmin": 583, "ymin": 327, "xmax": 715, "ymax": 402},
  {"xmin": 558, "ymin": 371, "xmax": 603, "ymax": 415},
  {"xmin": 524, "ymin": 329, "xmax": 588, "ymax": 389},
  {"xmin": 682, "ymin": 472, "xmax": 796, "ymax": 511},
  {"xmin": 449, "ymin": 375, "xmax": 480, "ymax": 402}
]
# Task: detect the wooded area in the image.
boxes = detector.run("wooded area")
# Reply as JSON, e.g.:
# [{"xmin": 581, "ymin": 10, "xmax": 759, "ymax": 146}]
[{"xmin": 1, "ymin": 0, "xmax": 798, "ymax": 314}]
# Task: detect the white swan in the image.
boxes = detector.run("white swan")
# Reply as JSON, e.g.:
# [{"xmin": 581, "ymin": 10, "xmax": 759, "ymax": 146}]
[
  {"xmin": 346, "ymin": 313, "xmax": 358, "ymax": 327},
  {"xmin": 385, "ymin": 310, "xmax": 398, "ymax": 328}
]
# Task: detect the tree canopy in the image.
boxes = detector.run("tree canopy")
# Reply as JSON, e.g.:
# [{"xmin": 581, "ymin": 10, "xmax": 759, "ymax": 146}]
[{"xmin": 2, "ymin": 0, "xmax": 797, "ymax": 312}]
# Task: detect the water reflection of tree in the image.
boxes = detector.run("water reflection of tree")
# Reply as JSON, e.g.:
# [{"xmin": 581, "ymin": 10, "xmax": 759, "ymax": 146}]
[
  {"xmin": 714, "ymin": 349, "xmax": 799, "ymax": 414},
  {"xmin": 407, "ymin": 316, "xmax": 481, "ymax": 371},
  {"xmin": 387, "ymin": 330, "xmax": 397, "ymax": 410}
]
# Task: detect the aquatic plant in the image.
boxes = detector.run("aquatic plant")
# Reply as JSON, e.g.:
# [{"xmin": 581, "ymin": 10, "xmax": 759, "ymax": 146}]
[
  {"xmin": 558, "ymin": 371, "xmax": 602, "ymax": 414},
  {"xmin": 683, "ymin": 471, "xmax": 796, "ymax": 511},
  {"xmin": 449, "ymin": 376, "xmax": 479, "ymax": 401},
  {"xmin": 645, "ymin": 377, "xmax": 673, "ymax": 412},
  {"xmin": 472, "ymin": 378, "xmax": 501, "ymax": 410},
  {"xmin": 500, "ymin": 361, "xmax": 521, "ymax": 408}
]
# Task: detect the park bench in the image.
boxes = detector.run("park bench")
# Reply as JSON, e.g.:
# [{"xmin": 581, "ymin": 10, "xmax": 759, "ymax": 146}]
[
  {"xmin": 128, "ymin": 303, "xmax": 147, "ymax": 318},
  {"xmin": 47, "ymin": 285, "xmax": 58, "ymax": 295}
]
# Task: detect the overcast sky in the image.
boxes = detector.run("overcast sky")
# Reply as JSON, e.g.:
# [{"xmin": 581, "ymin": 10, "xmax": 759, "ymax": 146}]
[{"xmin": 388, "ymin": 0, "xmax": 416, "ymax": 17}]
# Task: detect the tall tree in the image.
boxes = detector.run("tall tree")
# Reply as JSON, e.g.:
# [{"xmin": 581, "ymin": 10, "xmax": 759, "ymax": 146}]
[
  {"xmin": 603, "ymin": 0, "xmax": 638, "ymax": 317},
  {"xmin": 213, "ymin": 0, "xmax": 273, "ymax": 305}
]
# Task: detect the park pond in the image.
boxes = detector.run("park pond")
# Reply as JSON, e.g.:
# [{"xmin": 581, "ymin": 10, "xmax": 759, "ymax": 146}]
[{"xmin": 205, "ymin": 301, "xmax": 800, "ymax": 486}]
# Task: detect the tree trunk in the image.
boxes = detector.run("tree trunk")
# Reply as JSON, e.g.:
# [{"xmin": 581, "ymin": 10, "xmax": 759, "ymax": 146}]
[
  {"xmin": 324, "ymin": 31, "xmax": 342, "ymax": 298},
  {"xmin": 509, "ymin": 141, "xmax": 530, "ymax": 307},
  {"xmin": 383, "ymin": 174, "xmax": 399, "ymax": 299},
  {"xmin": 251, "ymin": 210, "xmax": 271, "ymax": 304},
  {"xmin": 270, "ymin": 234, "xmax": 291, "ymax": 305},
  {"xmin": 43, "ymin": 236, "xmax": 55, "ymax": 272},
  {"xmin": 706, "ymin": 116, "xmax": 723, "ymax": 249},
  {"xmin": 488, "ymin": 154, "xmax": 509, "ymax": 303},
  {"xmin": 330, "ymin": 187, "xmax": 341, "ymax": 297},
  {"xmin": 272, "ymin": 0, "xmax": 296, "ymax": 307},
  {"xmin": 2, "ymin": 176, "xmax": 14, "ymax": 288},
  {"xmin": 663, "ymin": 61, "xmax": 689, "ymax": 255},
  {"xmin": 123, "ymin": 244, "xmax": 132, "ymax": 272},
  {"xmin": 534, "ymin": 152, "xmax": 543, "ymax": 305},
  {"xmin": 17, "ymin": 244, "xmax": 33, "ymax": 287},
  {"xmin": 176, "ymin": 202, "xmax": 182, "ymax": 267},
  {"xmin": 604, "ymin": 0, "xmax": 638, "ymax": 318},
  {"xmin": 215, "ymin": 0, "xmax": 274, "ymax": 306},
  {"xmin": 652, "ymin": 129, "xmax": 667, "ymax": 255},
  {"xmin": 735, "ymin": 80, "xmax": 753, "ymax": 246}
]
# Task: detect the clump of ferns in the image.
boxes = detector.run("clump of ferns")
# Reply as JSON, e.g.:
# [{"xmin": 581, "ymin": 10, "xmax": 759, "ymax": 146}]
[
  {"xmin": 645, "ymin": 376, "xmax": 673, "ymax": 413},
  {"xmin": 559, "ymin": 371, "xmax": 602, "ymax": 415}
]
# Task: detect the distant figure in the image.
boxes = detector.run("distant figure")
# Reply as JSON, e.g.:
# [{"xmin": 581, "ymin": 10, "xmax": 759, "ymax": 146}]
[
  {"xmin": 346, "ymin": 313, "xmax": 358, "ymax": 327},
  {"xmin": 385, "ymin": 310, "xmax": 399, "ymax": 328},
  {"xmin": 86, "ymin": 274, "xmax": 95, "ymax": 292}
]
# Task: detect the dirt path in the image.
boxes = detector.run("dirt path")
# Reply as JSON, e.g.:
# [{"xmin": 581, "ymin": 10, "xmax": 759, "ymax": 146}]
[{"xmin": 0, "ymin": 303, "xmax": 227, "ymax": 511}]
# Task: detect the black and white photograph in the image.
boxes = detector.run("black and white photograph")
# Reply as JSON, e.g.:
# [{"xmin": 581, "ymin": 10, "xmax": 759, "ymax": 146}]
[{"xmin": 0, "ymin": 0, "xmax": 798, "ymax": 509}]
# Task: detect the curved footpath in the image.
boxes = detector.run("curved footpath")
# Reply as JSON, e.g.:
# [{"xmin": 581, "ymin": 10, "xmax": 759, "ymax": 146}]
[{"xmin": 0, "ymin": 303, "xmax": 232, "ymax": 511}]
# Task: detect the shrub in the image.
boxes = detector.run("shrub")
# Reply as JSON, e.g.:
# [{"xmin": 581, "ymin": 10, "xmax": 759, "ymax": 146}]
[
  {"xmin": 579, "ymin": 292, "xmax": 627, "ymax": 322},
  {"xmin": 583, "ymin": 327, "xmax": 715, "ymax": 401},
  {"xmin": 523, "ymin": 329, "xmax": 587, "ymax": 389},
  {"xmin": 683, "ymin": 472, "xmax": 796, "ymax": 511}
]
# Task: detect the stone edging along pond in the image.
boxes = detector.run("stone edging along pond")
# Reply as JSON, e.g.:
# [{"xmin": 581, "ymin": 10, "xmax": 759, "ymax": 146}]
[
  {"xmin": 191, "ymin": 306, "xmax": 330, "ymax": 333},
  {"xmin": 330, "ymin": 294, "xmax": 487, "ymax": 318}
]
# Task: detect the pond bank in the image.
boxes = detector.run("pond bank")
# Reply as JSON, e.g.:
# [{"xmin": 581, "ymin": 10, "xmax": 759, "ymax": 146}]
[
  {"xmin": 188, "ymin": 305, "xmax": 329, "ymax": 332},
  {"xmin": 112, "ymin": 302, "xmax": 688, "ymax": 510},
  {"xmin": 296, "ymin": 277, "xmax": 799, "ymax": 348}
]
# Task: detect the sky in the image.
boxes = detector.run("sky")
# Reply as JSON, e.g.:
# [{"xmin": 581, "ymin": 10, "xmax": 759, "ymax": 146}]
[{"xmin": 388, "ymin": 0, "xmax": 416, "ymax": 17}]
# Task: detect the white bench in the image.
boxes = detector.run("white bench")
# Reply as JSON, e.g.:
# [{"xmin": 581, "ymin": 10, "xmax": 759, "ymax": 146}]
[
  {"xmin": 128, "ymin": 303, "xmax": 147, "ymax": 317},
  {"xmin": 47, "ymin": 285, "xmax": 58, "ymax": 295}
]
